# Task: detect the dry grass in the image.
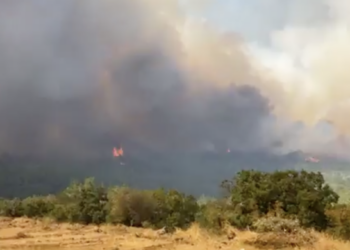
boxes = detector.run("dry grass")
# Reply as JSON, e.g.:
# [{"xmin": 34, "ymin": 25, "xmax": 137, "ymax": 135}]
[
  {"xmin": 0, "ymin": 217, "xmax": 348, "ymax": 250},
  {"xmin": 245, "ymin": 230, "xmax": 317, "ymax": 249}
]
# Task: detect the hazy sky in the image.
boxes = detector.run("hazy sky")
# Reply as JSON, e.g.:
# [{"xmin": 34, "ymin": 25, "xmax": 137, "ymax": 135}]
[
  {"xmin": 184, "ymin": 0, "xmax": 331, "ymax": 42},
  {"xmin": 186, "ymin": 0, "xmax": 350, "ymax": 133},
  {"xmin": 186, "ymin": 0, "xmax": 286, "ymax": 42}
]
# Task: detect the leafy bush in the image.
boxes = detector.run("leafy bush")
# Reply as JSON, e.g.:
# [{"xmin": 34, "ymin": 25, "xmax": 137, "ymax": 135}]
[
  {"xmin": 196, "ymin": 199, "xmax": 232, "ymax": 233},
  {"xmin": 107, "ymin": 187, "xmax": 157, "ymax": 227},
  {"xmin": 107, "ymin": 187, "xmax": 198, "ymax": 231},
  {"xmin": 51, "ymin": 178, "xmax": 108, "ymax": 224},
  {"xmin": 50, "ymin": 203, "xmax": 80, "ymax": 222},
  {"xmin": 21, "ymin": 195, "xmax": 56, "ymax": 218},
  {"xmin": 151, "ymin": 189, "xmax": 198, "ymax": 230},
  {"xmin": 197, "ymin": 198, "xmax": 259, "ymax": 232},
  {"xmin": 222, "ymin": 170, "xmax": 339, "ymax": 230},
  {"xmin": 0, "ymin": 198, "xmax": 24, "ymax": 217}
]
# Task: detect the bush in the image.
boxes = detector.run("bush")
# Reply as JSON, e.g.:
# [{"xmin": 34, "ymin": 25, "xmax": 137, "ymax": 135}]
[
  {"xmin": 50, "ymin": 203, "xmax": 80, "ymax": 222},
  {"xmin": 52, "ymin": 178, "xmax": 108, "ymax": 224},
  {"xmin": 196, "ymin": 199, "xmax": 232, "ymax": 233},
  {"xmin": 151, "ymin": 189, "xmax": 198, "ymax": 231},
  {"xmin": 222, "ymin": 170, "xmax": 339, "ymax": 230},
  {"xmin": 107, "ymin": 187, "xmax": 198, "ymax": 231},
  {"xmin": 107, "ymin": 187, "xmax": 157, "ymax": 227},
  {"xmin": 0, "ymin": 198, "xmax": 24, "ymax": 217},
  {"xmin": 197, "ymin": 198, "xmax": 259, "ymax": 232},
  {"xmin": 21, "ymin": 195, "xmax": 56, "ymax": 218}
]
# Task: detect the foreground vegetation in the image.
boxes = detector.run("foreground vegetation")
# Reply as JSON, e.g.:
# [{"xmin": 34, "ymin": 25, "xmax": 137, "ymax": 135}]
[{"xmin": 1, "ymin": 169, "xmax": 350, "ymax": 243}]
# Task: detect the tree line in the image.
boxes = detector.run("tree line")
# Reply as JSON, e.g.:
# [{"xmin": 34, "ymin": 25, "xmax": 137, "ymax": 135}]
[{"xmin": 1, "ymin": 169, "xmax": 350, "ymax": 240}]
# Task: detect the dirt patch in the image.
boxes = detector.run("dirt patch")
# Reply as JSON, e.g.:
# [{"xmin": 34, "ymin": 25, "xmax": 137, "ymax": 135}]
[{"xmin": 0, "ymin": 217, "xmax": 348, "ymax": 250}]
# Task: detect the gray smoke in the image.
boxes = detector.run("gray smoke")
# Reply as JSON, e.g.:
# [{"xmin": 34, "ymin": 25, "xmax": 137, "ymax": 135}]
[{"xmin": 0, "ymin": 0, "xmax": 314, "ymax": 160}]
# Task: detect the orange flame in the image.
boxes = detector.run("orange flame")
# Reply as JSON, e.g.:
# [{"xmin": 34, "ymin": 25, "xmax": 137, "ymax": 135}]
[
  {"xmin": 113, "ymin": 147, "xmax": 124, "ymax": 157},
  {"xmin": 118, "ymin": 147, "xmax": 124, "ymax": 156}
]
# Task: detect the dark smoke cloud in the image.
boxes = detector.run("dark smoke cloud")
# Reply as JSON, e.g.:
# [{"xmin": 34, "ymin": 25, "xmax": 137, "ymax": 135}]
[{"xmin": 0, "ymin": 0, "xmax": 288, "ymax": 160}]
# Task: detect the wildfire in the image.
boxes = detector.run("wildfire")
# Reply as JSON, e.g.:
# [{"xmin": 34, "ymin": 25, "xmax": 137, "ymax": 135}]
[{"xmin": 113, "ymin": 146, "xmax": 124, "ymax": 157}]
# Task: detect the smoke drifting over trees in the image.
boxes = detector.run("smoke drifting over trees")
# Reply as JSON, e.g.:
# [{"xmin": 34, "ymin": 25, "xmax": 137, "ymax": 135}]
[{"xmin": 0, "ymin": 0, "xmax": 348, "ymax": 160}]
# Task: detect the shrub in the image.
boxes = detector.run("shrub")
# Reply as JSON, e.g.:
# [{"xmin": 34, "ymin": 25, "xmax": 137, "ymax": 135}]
[
  {"xmin": 196, "ymin": 199, "xmax": 232, "ymax": 233},
  {"xmin": 50, "ymin": 203, "xmax": 80, "ymax": 222},
  {"xmin": 222, "ymin": 170, "xmax": 339, "ymax": 230},
  {"xmin": 52, "ymin": 178, "xmax": 108, "ymax": 224},
  {"xmin": 21, "ymin": 195, "xmax": 56, "ymax": 218},
  {"xmin": 151, "ymin": 189, "xmax": 198, "ymax": 231},
  {"xmin": 0, "ymin": 198, "xmax": 8, "ymax": 216},
  {"xmin": 0, "ymin": 198, "xmax": 24, "ymax": 217},
  {"xmin": 107, "ymin": 187, "xmax": 198, "ymax": 231},
  {"xmin": 107, "ymin": 187, "xmax": 157, "ymax": 227}
]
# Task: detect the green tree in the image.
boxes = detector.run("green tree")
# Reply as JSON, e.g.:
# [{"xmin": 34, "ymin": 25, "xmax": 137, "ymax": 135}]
[{"xmin": 222, "ymin": 170, "xmax": 339, "ymax": 230}]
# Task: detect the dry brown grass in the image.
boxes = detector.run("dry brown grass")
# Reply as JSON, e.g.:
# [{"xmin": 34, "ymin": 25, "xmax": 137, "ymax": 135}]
[
  {"xmin": 0, "ymin": 217, "xmax": 348, "ymax": 250},
  {"xmin": 245, "ymin": 230, "xmax": 317, "ymax": 249}
]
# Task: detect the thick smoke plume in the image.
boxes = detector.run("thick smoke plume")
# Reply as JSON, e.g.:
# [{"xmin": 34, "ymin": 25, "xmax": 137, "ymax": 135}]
[
  {"xmin": 233, "ymin": 0, "xmax": 350, "ymax": 134},
  {"xmin": 0, "ymin": 0, "xmax": 347, "ymax": 160}
]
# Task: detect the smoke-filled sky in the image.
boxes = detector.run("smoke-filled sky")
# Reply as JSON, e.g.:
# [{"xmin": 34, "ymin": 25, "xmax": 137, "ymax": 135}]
[
  {"xmin": 196, "ymin": 0, "xmax": 350, "ymax": 131},
  {"xmin": 0, "ymin": 0, "xmax": 349, "ymax": 160}
]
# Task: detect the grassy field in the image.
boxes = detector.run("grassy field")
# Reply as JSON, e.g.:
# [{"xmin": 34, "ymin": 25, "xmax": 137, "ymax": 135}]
[{"xmin": 0, "ymin": 217, "xmax": 348, "ymax": 250}]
